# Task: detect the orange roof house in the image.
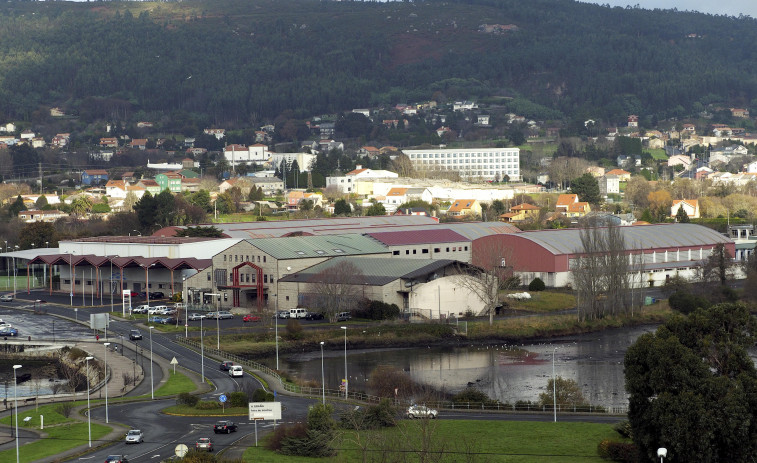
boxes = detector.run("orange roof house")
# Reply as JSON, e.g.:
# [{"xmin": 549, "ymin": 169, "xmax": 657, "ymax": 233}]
[{"xmin": 447, "ymin": 199, "xmax": 481, "ymax": 217}]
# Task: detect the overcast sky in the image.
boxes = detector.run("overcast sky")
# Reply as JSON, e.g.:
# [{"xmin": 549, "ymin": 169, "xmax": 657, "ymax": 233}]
[{"xmin": 580, "ymin": 0, "xmax": 757, "ymax": 18}]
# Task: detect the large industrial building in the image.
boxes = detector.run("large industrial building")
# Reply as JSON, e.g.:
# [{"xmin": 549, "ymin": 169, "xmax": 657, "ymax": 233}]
[{"xmin": 402, "ymin": 147, "xmax": 521, "ymax": 181}]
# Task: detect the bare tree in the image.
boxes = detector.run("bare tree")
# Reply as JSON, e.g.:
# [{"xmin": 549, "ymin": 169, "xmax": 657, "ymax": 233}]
[
  {"xmin": 59, "ymin": 362, "xmax": 83, "ymax": 400},
  {"xmin": 456, "ymin": 269, "xmax": 499, "ymax": 326},
  {"xmin": 308, "ymin": 262, "xmax": 365, "ymax": 322},
  {"xmin": 463, "ymin": 236, "xmax": 519, "ymax": 325}
]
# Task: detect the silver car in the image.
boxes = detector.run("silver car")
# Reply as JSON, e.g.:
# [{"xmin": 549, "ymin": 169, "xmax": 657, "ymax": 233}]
[
  {"xmin": 0, "ymin": 294, "xmax": 13, "ymax": 302},
  {"xmin": 406, "ymin": 405, "xmax": 438, "ymax": 419},
  {"xmin": 125, "ymin": 429, "xmax": 143, "ymax": 444},
  {"xmin": 188, "ymin": 313, "xmax": 205, "ymax": 321}
]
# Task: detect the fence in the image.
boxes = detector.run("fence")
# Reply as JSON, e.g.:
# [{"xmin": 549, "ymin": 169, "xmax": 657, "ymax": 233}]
[{"xmin": 175, "ymin": 337, "xmax": 628, "ymax": 415}]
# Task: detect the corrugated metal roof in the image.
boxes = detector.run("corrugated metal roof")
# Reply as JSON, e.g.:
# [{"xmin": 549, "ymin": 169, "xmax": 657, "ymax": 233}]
[
  {"xmin": 279, "ymin": 256, "xmax": 457, "ymax": 286},
  {"xmin": 515, "ymin": 224, "xmax": 732, "ymax": 255},
  {"xmin": 367, "ymin": 229, "xmax": 469, "ymax": 246},
  {"xmin": 436, "ymin": 222, "xmax": 521, "ymax": 239},
  {"xmin": 182, "ymin": 216, "xmax": 439, "ymax": 239},
  {"xmin": 246, "ymin": 233, "xmax": 389, "ymax": 259}
]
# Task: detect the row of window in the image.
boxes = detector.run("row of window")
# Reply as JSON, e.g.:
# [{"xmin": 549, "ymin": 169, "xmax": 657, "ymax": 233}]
[
  {"xmin": 408, "ymin": 151, "xmax": 517, "ymax": 159},
  {"xmin": 415, "ymin": 159, "xmax": 518, "ymax": 165},
  {"xmin": 223, "ymin": 254, "xmax": 267, "ymax": 264},
  {"xmin": 391, "ymin": 245, "xmax": 469, "ymax": 256}
]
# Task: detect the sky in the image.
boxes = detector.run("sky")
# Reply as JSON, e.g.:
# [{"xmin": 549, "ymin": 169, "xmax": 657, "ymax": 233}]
[{"xmin": 580, "ymin": 0, "xmax": 757, "ymax": 18}]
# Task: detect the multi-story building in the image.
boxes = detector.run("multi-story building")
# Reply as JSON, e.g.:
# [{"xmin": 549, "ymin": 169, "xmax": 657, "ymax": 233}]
[{"xmin": 402, "ymin": 148, "xmax": 520, "ymax": 181}]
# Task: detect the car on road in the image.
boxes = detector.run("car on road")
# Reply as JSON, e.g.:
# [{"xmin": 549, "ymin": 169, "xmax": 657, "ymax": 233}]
[
  {"xmin": 242, "ymin": 314, "xmax": 261, "ymax": 322},
  {"xmin": 272, "ymin": 310, "xmax": 289, "ymax": 319},
  {"xmin": 305, "ymin": 312, "xmax": 324, "ymax": 320},
  {"xmin": 195, "ymin": 437, "xmax": 213, "ymax": 452},
  {"xmin": 147, "ymin": 307, "xmax": 163, "ymax": 315},
  {"xmin": 125, "ymin": 429, "xmax": 143, "ymax": 444},
  {"xmin": 205, "ymin": 311, "xmax": 218, "ymax": 319},
  {"xmin": 213, "ymin": 420, "xmax": 238, "ymax": 434},
  {"xmin": 0, "ymin": 294, "xmax": 13, "ymax": 302},
  {"xmin": 0, "ymin": 327, "xmax": 18, "ymax": 337},
  {"xmin": 128, "ymin": 291, "xmax": 139, "ymax": 297},
  {"xmin": 158, "ymin": 307, "xmax": 176, "ymax": 315},
  {"xmin": 105, "ymin": 455, "xmax": 129, "ymax": 463},
  {"xmin": 229, "ymin": 365, "xmax": 243, "ymax": 377},
  {"xmin": 128, "ymin": 330, "xmax": 142, "ymax": 341},
  {"xmin": 217, "ymin": 311, "xmax": 233, "ymax": 319},
  {"xmin": 188, "ymin": 313, "xmax": 205, "ymax": 321},
  {"xmin": 406, "ymin": 405, "xmax": 438, "ymax": 419},
  {"xmin": 219, "ymin": 361, "xmax": 234, "ymax": 371}
]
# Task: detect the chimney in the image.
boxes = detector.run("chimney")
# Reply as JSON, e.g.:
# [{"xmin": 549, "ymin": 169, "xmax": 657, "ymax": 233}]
[{"xmin": 356, "ymin": 165, "xmax": 362, "ymax": 170}]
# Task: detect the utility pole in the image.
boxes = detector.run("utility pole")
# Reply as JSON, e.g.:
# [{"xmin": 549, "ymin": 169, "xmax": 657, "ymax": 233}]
[{"xmin": 39, "ymin": 163, "xmax": 43, "ymax": 194}]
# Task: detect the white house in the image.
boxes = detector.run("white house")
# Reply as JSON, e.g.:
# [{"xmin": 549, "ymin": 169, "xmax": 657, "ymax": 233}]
[
  {"xmin": 224, "ymin": 144, "xmax": 269, "ymax": 166},
  {"xmin": 326, "ymin": 166, "xmax": 399, "ymax": 193},
  {"xmin": 599, "ymin": 175, "xmax": 620, "ymax": 197},
  {"xmin": 671, "ymin": 199, "xmax": 700, "ymax": 219},
  {"xmin": 270, "ymin": 152, "xmax": 317, "ymax": 173}
]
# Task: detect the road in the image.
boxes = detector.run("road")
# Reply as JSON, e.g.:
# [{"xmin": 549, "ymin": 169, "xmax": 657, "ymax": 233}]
[{"xmin": 0, "ymin": 290, "xmax": 623, "ymax": 462}]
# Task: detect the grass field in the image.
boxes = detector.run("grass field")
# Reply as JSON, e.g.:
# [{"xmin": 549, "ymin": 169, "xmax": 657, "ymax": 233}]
[
  {"xmin": 502, "ymin": 291, "xmax": 575, "ymax": 313},
  {"xmin": 243, "ymin": 420, "xmax": 625, "ymax": 463},
  {"xmin": 646, "ymin": 148, "xmax": 668, "ymax": 160}
]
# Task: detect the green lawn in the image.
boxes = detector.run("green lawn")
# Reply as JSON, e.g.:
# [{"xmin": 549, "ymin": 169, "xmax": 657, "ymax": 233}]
[
  {"xmin": 503, "ymin": 290, "xmax": 575, "ymax": 313},
  {"xmin": 0, "ymin": 421, "xmax": 111, "ymax": 463},
  {"xmin": 243, "ymin": 420, "xmax": 624, "ymax": 462},
  {"xmin": 154, "ymin": 370, "xmax": 197, "ymax": 397},
  {"xmin": 163, "ymin": 404, "xmax": 248, "ymax": 416},
  {"xmin": 0, "ymin": 402, "xmax": 76, "ymax": 427},
  {"xmin": 647, "ymin": 148, "xmax": 668, "ymax": 160}
]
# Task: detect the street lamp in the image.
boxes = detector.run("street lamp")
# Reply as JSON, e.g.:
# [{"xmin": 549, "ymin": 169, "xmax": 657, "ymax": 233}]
[
  {"xmin": 341, "ymin": 326, "xmax": 348, "ymax": 399},
  {"xmin": 149, "ymin": 326, "xmax": 154, "ymax": 400},
  {"xmin": 552, "ymin": 347, "xmax": 558, "ymax": 423},
  {"xmin": 13, "ymin": 364, "xmax": 21, "ymax": 463},
  {"xmin": 103, "ymin": 343, "xmax": 110, "ymax": 423},
  {"xmin": 200, "ymin": 315, "xmax": 205, "ymax": 383},
  {"xmin": 657, "ymin": 447, "xmax": 667, "ymax": 463},
  {"xmin": 12, "ymin": 246, "xmax": 18, "ymax": 297},
  {"xmin": 69, "ymin": 252, "xmax": 74, "ymax": 306},
  {"xmin": 274, "ymin": 292, "xmax": 279, "ymax": 370},
  {"xmin": 85, "ymin": 356, "xmax": 94, "ymax": 447},
  {"xmin": 142, "ymin": 263, "xmax": 155, "ymax": 308},
  {"xmin": 320, "ymin": 341, "xmax": 325, "ymax": 405}
]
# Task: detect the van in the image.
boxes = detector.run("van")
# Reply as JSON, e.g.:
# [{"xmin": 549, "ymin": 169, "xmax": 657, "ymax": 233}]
[
  {"xmin": 289, "ymin": 308, "xmax": 308, "ymax": 319},
  {"xmin": 337, "ymin": 312, "xmax": 352, "ymax": 322},
  {"xmin": 229, "ymin": 365, "xmax": 243, "ymax": 377}
]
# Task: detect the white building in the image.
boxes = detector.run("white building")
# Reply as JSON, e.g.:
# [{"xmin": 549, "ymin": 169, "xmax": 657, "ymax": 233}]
[
  {"xmin": 599, "ymin": 175, "xmax": 620, "ymax": 197},
  {"xmin": 224, "ymin": 144, "xmax": 269, "ymax": 166},
  {"xmin": 402, "ymin": 148, "xmax": 520, "ymax": 181},
  {"xmin": 269, "ymin": 152, "xmax": 317, "ymax": 173},
  {"xmin": 326, "ymin": 166, "xmax": 399, "ymax": 193}
]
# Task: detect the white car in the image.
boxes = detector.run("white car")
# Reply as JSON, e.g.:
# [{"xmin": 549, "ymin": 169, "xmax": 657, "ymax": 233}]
[
  {"xmin": 147, "ymin": 307, "xmax": 162, "ymax": 315},
  {"xmin": 188, "ymin": 313, "xmax": 205, "ymax": 321},
  {"xmin": 217, "ymin": 311, "xmax": 233, "ymax": 320},
  {"xmin": 229, "ymin": 365, "xmax": 243, "ymax": 377},
  {"xmin": 406, "ymin": 405, "xmax": 438, "ymax": 419},
  {"xmin": 125, "ymin": 429, "xmax": 143, "ymax": 444},
  {"xmin": 0, "ymin": 295, "xmax": 13, "ymax": 302}
]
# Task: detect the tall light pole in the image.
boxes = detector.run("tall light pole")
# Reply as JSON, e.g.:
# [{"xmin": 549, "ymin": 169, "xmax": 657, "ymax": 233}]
[
  {"xmin": 13, "ymin": 364, "xmax": 21, "ymax": 463},
  {"xmin": 103, "ymin": 342, "xmax": 110, "ymax": 423},
  {"xmin": 149, "ymin": 326, "xmax": 154, "ymax": 400},
  {"xmin": 200, "ymin": 315, "xmax": 205, "ymax": 383},
  {"xmin": 320, "ymin": 341, "xmax": 325, "ymax": 405},
  {"xmin": 85, "ymin": 356, "xmax": 93, "ymax": 447},
  {"xmin": 143, "ymin": 263, "xmax": 155, "ymax": 308},
  {"xmin": 552, "ymin": 347, "xmax": 558, "ymax": 423},
  {"xmin": 69, "ymin": 252, "xmax": 74, "ymax": 306},
  {"xmin": 274, "ymin": 292, "xmax": 279, "ymax": 369},
  {"xmin": 341, "ymin": 326, "xmax": 348, "ymax": 399},
  {"xmin": 657, "ymin": 447, "xmax": 667, "ymax": 463},
  {"xmin": 12, "ymin": 246, "xmax": 18, "ymax": 297}
]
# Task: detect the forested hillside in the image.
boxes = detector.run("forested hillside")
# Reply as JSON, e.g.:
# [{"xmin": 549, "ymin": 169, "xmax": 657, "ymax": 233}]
[{"xmin": 2, "ymin": 0, "xmax": 757, "ymax": 126}]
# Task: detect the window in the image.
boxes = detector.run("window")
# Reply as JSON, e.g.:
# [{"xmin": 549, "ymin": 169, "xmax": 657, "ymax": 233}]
[
  {"xmin": 257, "ymin": 256, "xmax": 260, "ymax": 262},
  {"xmin": 264, "ymin": 275, "xmax": 268, "ymax": 283},
  {"xmin": 223, "ymin": 255, "xmax": 227, "ymax": 262},
  {"xmin": 207, "ymin": 273, "xmax": 211, "ymax": 281},
  {"xmin": 413, "ymin": 249, "xmax": 417, "ymax": 254},
  {"xmin": 393, "ymin": 250, "xmax": 400, "ymax": 255},
  {"xmin": 422, "ymin": 249, "xmax": 429, "ymax": 254},
  {"xmin": 296, "ymin": 251, "xmax": 306, "ymax": 256},
  {"xmin": 446, "ymin": 247, "xmax": 450, "ymax": 252},
  {"xmin": 464, "ymin": 246, "xmax": 468, "ymax": 251},
  {"xmin": 315, "ymin": 250, "xmax": 325, "ymax": 255},
  {"xmin": 333, "ymin": 249, "xmax": 345, "ymax": 253},
  {"xmin": 406, "ymin": 250, "xmax": 410, "ymax": 255},
  {"xmin": 263, "ymin": 256, "xmax": 266, "ymax": 262},
  {"xmin": 434, "ymin": 248, "xmax": 440, "ymax": 253},
  {"xmin": 286, "ymin": 296, "xmax": 290, "ymax": 301},
  {"xmin": 235, "ymin": 255, "xmax": 238, "ymax": 262}
]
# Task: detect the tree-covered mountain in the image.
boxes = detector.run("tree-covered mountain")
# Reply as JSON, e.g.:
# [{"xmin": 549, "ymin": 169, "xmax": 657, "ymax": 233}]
[{"xmin": 2, "ymin": 0, "xmax": 757, "ymax": 127}]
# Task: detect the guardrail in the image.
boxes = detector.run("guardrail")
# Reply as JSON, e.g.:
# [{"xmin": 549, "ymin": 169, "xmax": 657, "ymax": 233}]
[{"xmin": 175, "ymin": 337, "xmax": 628, "ymax": 415}]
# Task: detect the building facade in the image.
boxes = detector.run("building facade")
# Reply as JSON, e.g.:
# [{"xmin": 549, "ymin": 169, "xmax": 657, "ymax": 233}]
[{"xmin": 402, "ymin": 148, "xmax": 520, "ymax": 181}]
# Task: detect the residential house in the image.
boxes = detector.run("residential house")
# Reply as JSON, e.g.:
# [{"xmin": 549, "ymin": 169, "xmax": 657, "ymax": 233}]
[
  {"xmin": 477, "ymin": 115, "xmax": 490, "ymax": 126},
  {"xmin": 453, "ymin": 101, "xmax": 478, "ymax": 111},
  {"xmin": 20, "ymin": 130, "xmax": 35, "ymax": 140},
  {"xmin": 249, "ymin": 177, "xmax": 284, "ymax": 196},
  {"xmin": 183, "ymin": 138, "xmax": 196, "ymax": 148},
  {"xmin": 358, "ymin": 146, "xmax": 380, "ymax": 157},
  {"xmin": 447, "ymin": 199, "xmax": 482, "ymax": 217},
  {"xmin": 599, "ymin": 175, "xmax": 620, "ymax": 197},
  {"xmin": 286, "ymin": 191, "xmax": 323, "ymax": 210},
  {"xmin": 382, "ymin": 188, "xmax": 409, "ymax": 213},
  {"xmin": 0, "ymin": 123, "xmax": 16, "ymax": 133},
  {"xmin": 436, "ymin": 126, "xmax": 453, "ymax": 138},
  {"xmin": 500, "ymin": 203, "xmax": 540, "ymax": 223},
  {"xmin": 586, "ymin": 166, "xmax": 606, "ymax": 177},
  {"xmin": 326, "ymin": 166, "xmax": 399, "ymax": 193},
  {"xmin": 137, "ymin": 121, "xmax": 154, "ymax": 128},
  {"xmin": 219, "ymin": 177, "xmax": 253, "ymax": 195},
  {"xmin": 352, "ymin": 109, "xmax": 371, "ymax": 117},
  {"xmin": 52, "ymin": 133, "xmax": 71, "ymax": 148},
  {"xmin": 186, "ymin": 147, "xmax": 207, "ymax": 156},
  {"xmin": 671, "ymin": 199, "xmax": 700, "ymax": 219},
  {"xmin": 682, "ymin": 123, "xmax": 696, "ymax": 135},
  {"xmin": 129, "ymin": 139, "xmax": 148, "ymax": 150},
  {"xmin": 50, "ymin": 107, "xmax": 65, "ymax": 117},
  {"xmin": 616, "ymin": 155, "xmax": 631, "ymax": 167},
  {"xmin": 627, "ymin": 115, "xmax": 639, "ymax": 127},
  {"xmin": 555, "ymin": 194, "xmax": 591, "ymax": 218},
  {"xmin": 122, "ymin": 172, "xmax": 137, "ymax": 183},
  {"xmin": 105, "ymin": 180, "xmax": 129, "ymax": 199},
  {"xmin": 181, "ymin": 178, "xmax": 201, "ymax": 193},
  {"xmin": 99, "ymin": 137, "xmax": 118, "ymax": 148},
  {"xmin": 668, "ymin": 155, "xmax": 693, "ymax": 169},
  {"xmin": 204, "ymin": 128, "xmax": 226, "ymax": 139},
  {"xmin": 405, "ymin": 187, "xmax": 434, "ymax": 204},
  {"xmin": 81, "ymin": 170, "xmax": 109, "ymax": 186},
  {"xmin": 605, "ymin": 169, "xmax": 631, "ymax": 181},
  {"xmin": 137, "ymin": 179, "xmax": 161, "ymax": 195},
  {"xmin": 318, "ymin": 139, "xmax": 343, "ymax": 152},
  {"xmin": 18, "ymin": 210, "xmax": 67, "ymax": 223},
  {"xmin": 155, "ymin": 173, "xmax": 182, "ymax": 193},
  {"xmin": 731, "ymin": 108, "xmax": 750, "ymax": 118},
  {"xmin": 270, "ymin": 152, "xmax": 317, "ymax": 172},
  {"xmin": 394, "ymin": 207, "xmax": 430, "ymax": 217},
  {"xmin": 176, "ymin": 169, "xmax": 199, "ymax": 179},
  {"xmin": 31, "ymin": 137, "xmax": 45, "ymax": 148}
]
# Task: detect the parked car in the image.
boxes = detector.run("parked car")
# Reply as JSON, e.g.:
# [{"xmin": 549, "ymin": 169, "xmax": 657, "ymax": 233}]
[
  {"xmin": 105, "ymin": 455, "xmax": 129, "ymax": 463},
  {"xmin": 128, "ymin": 330, "xmax": 142, "ymax": 341},
  {"xmin": 0, "ymin": 294, "xmax": 13, "ymax": 302},
  {"xmin": 213, "ymin": 420, "xmax": 238, "ymax": 434},
  {"xmin": 217, "ymin": 311, "xmax": 233, "ymax": 319},
  {"xmin": 160, "ymin": 317, "xmax": 177, "ymax": 325},
  {"xmin": 289, "ymin": 308, "xmax": 308, "ymax": 318},
  {"xmin": 188, "ymin": 313, "xmax": 205, "ymax": 321},
  {"xmin": 147, "ymin": 307, "xmax": 163, "ymax": 315},
  {"xmin": 272, "ymin": 310, "xmax": 289, "ymax": 319},
  {"xmin": 305, "ymin": 312, "xmax": 324, "ymax": 320},
  {"xmin": 158, "ymin": 307, "xmax": 176, "ymax": 315},
  {"xmin": 229, "ymin": 365, "xmax": 243, "ymax": 377},
  {"xmin": 205, "ymin": 312, "xmax": 218, "ymax": 319},
  {"xmin": 219, "ymin": 361, "xmax": 234, "ymax": 371},
  {"xmin": 149, "ymin": 291, "xmax": 164, "ymax": 299},
  {"xmin": 195, "ymin": 437, "xmax": 213, "ymax": 452},
  {"xmin": 337, "ymin": 312, "xmax": 352, "ymax": 322},
  {"xmin": 132, "ymin": 305, "xmax": 149, "ymax": 314},
  {"xmin": 0, "ymin": 327, "xmax": 18, "ymax": 337},
  {"xmin": 124, "ymin": 429, "xmax": 143, "ymax": 444},
  {"xmin": 406, "ymin": 405, "xmax": 438, "ymax": 419},
  {"xmin": 129, "ymin": 291, "xmax": 139, "ymax": 297},
  {"xmin": 148, "ymin": 316, "xmax": 165, "ymax": 324},
  {"xmin": 243, "ymin": 314, "xmax": 261, "ymax": 322}
]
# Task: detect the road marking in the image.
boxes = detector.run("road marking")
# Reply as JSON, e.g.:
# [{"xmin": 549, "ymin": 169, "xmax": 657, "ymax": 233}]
[
  {"xmin": 78, "ymin": 457, "xmax": 96, "ymax": 460},
  {"xmin": 151, "ymin": 455, "xmax": 162, "ymax": 459}
]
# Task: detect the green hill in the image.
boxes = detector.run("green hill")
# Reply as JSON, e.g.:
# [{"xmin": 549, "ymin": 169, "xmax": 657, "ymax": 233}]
[{"xmin": 2, "ymin": 0, "xmax": 757, "ymax": 126}]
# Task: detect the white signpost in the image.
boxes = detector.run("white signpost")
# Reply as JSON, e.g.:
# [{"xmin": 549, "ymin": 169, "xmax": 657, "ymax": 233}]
[
  {"xmin": 170, "ymin": 357, "xmax": 179, "ymax": 375},
  {"xmin": 122, "ymin": 290, "xmax": 131, "ymax": 317},
  {"xmin": 175, "ymin": 444, "xmax": 189, "ymax": 458},
  {"xmin": 249, "ymin": 402, "xmax": 282, "ymax": 446}
]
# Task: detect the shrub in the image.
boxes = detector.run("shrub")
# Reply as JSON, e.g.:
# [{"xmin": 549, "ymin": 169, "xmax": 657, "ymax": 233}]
[
  {"xmin": 354, "ymin": 300, "xmax": 401, "ymax": 320},
  {"xmin": 452, "ymin": 387, "xmax": 493, "ymax": 404},
  {"xmin": 252, "ymin": 388, "xmax": 274, "ymax": 402},
  {"xmin": 278, "ymin": 404, "xmax": 336, "ymax": 457},
  {"xmin": 195, "ymin": 400, "xmax": 221, "ymax": 410},
  {"xmin": 528, "ymin": 277, "xmax": 546, "ymax": 291},
  {"xmin": 597, "ymin": 440, "xmax": 641, "ymax": 462},
  {"xmin": 56, "ymin": 402, "xmax": 74, "ymax": 418},
  {"xmin": 285, "ymin": 319, "xmax": 303, "ymax": 340},
  {"xmin": 266, "ymin": 422, "xmax": 308, "ymax": 452},
  {"xmin": 341, "ymin": 399, "xmax": 397, "ymax": 430},
  {"xmin": 177, "ymin": 392, "xmax": 199, "ymax": 407},
  {"xmin": 228, "ymin": 391, "xmax": 248, "ymax": 408},
  {"xmin": 668, "ymin": 290, "xmax": 711, "ymax": 314}
]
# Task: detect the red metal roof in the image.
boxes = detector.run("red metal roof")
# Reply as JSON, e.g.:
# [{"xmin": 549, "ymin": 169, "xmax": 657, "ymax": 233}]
[{"xmin": 367, "ymin": 229, "xmax": 469, "ymax": 246}]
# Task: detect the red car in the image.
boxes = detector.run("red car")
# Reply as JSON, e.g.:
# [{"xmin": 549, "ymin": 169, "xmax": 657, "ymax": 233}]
[
  {"xmin": 129, "ymin": 291, "xmax": 139, "ymax": 297},
  {"xmin": 243, "ymin": 314, "xmax": 261, "ymax": 322}
]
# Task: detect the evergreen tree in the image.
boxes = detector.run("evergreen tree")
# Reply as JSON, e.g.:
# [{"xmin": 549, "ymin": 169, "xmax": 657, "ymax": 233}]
[
  {"xmin": 570, "ymin": 173, "xmax": 601, "ymax": 205},
  {"xmin": 8, "ymin": 195, "xmax": 25, "ymax": 217},
  {"xmin": 675, "ymin": 205, "xmax": 690, "ymax": 223},
  {"xmin": 333, "ymin": 199, "xmax": 351, "ymax": 216}
]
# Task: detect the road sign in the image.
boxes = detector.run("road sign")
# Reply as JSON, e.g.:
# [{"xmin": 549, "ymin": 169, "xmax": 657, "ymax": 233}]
[
  {"xmin": 219, "ymin": 394, "xmax": 227, "ymax": 403},
  {"xmin": 175, "ymin": 444, "xmax": 189, "ymax": 458},
  {"xmin": 249, "ymin": 401, "xmax": 282, "ymax": 420},
  {"xmin": 170, "ymin": 357, "xmax": 178, "ymax": 374}
]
